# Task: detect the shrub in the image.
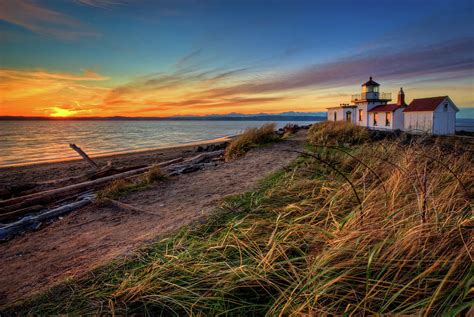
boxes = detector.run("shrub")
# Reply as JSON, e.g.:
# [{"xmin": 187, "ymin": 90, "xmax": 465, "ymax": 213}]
[
  {"xmin": 308, "ymin": 121, "xmax": 371, "ymax": 146},
  {"xmin": 282, "ymin": 123, "xmax": 299, "ymax": 136},
  {"xmin": 97, "ymin": 166, "xmax": 164, "ymax": 200},
  {"xmin": 225, "ymin": 123, "xmax": 279, "ymax": 160},
  {"xmin": 143, "ymin": 166, "xmax": 164, "ymax": 185}
]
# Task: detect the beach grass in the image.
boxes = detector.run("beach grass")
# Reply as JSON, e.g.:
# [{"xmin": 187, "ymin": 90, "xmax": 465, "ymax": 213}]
[
  {"xmin": 96, "ymin": 166, "xmax": 165, "ymax": 200},
  {"xmin": 6, "ymin": 124, "xmax": 473, "ymax": 315},
  {"xmin": 308, "ymin": 120, "xmax": 371, "ymax": 145},
  {"xmin": 225, "ymin": 123, "xmax": 280, "ymax": 160}
]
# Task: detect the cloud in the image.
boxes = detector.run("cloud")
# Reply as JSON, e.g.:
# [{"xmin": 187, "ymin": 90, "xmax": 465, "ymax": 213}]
[
  {"xmin": 0, "ymin": 0, "xmax": 99, "ymax": 39},
  {"xmin": 197, "ymin": 38, "xmax": 474, "ymax": 98},
  {"xmin": 175, "ymin": 49, "xmax": 202, "ymax": 68},
  {"xmin": 75, "ymin": 0, "xmax": 127, "ymax": 8},
  {"xmin": 0, "ymin": 68, "xmax": 109, "ymax": 116},
  {"xmin": 0, "ymin": 68, "xmax": 108, "ymax": 81},
  {"xmin": 131, "ymin": 96, "xmax": 287, "ymax": 114},
  {"xmin": 2, "ymin": 35, "xmax": 473, "ymax": 117}
]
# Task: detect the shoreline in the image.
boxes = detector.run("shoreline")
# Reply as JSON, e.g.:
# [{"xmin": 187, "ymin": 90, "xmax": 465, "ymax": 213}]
[
  {"xmin": 0, "ymin": 135, "xmax": 234, "ymax": 169},
  {"xmin": 0, "ymin": 136, "xmax": 232, "ymax": 194}
]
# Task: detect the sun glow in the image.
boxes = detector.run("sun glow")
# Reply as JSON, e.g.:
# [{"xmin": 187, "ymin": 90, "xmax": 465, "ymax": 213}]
[{"xmin": 49, "ymin": 107, "xmax": 77, "ymax": 117}]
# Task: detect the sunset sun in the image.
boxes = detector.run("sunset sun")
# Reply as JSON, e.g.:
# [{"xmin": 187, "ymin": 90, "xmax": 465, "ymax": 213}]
[{"xmin": 49, "ymin": 107, "xmax": 77, "ymax": 117}]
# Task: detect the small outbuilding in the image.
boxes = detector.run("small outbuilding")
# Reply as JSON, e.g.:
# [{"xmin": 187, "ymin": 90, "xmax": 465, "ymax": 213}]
[{"xmin": 403, "ymin": 96, "xmax": 459, "ymax": 135}]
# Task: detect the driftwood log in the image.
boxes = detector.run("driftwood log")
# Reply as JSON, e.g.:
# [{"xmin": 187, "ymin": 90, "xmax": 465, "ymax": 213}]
[
  {"xmin": 165, "ymin": 150, "xmax": 224, "ymax": 175},
  {"xmin": 69, "ymin": 144, "xmax": 99, "ymax": 169},
  {"xmin": 0, "ymin": 205, "xmax": 44, "ymax": 223},
  {"xmin": 0, "ymin": 193, "xmax": 94, "ymax": 241},
  {"xmin": 0, "ymin": 150, "xmax": 224, "ymax": 239},
  {"xmin": 0, "ymin": 157, "xmax": 184, "ymax": 212}
]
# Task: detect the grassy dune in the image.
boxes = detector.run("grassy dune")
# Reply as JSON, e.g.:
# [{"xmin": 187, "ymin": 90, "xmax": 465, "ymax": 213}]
[
  {"xmin": 224, "ymin": 123, "xmax": 279, "ymax": 160},
  {"xmin": 7, "ymin": 122, "xmax": 473, "ymax": 315}
]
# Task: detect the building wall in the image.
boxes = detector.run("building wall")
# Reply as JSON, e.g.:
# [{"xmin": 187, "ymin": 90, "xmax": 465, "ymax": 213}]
[
  {"xmin": 432, "ymin": 100, "xmax": 457, "ymax": 135},
  {"xmin": 327, "ymin": 108, "xmax": 344, "ymax": 122},
  {"xmin": 356, "ymin": 103, "xmax": 369, "ymax": 127},
  {"xmin": 393, "ymin": 108, "xmax": 404, "ymax": 130},
  {"xmin": 368, "ymin": 111, "xmax": 393, "ymax": 131},
  {"xmin": 327, "ymin": 108, "xmax": 357, "ymax": 123},
  {"xmin": 404, "ymin": 111, "xmax": 433, "ymax": 133},
  {"xmin": 355, "ymin": 101, "xmax": 387, "ymax": 127}
]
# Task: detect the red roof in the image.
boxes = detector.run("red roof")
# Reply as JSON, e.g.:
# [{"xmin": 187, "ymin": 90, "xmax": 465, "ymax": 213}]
[
  {"xmin": 403, "ymin": 96, "xmax": 447, "ymax": 112},
  {"xmin": 368, "ymin": 104, "xmax": 403, "ymax": 113}
]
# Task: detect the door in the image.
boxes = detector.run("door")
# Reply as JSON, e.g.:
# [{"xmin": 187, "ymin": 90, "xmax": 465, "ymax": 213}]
[{"xmin": 346, "ymin": 111, "xmax": 352, "ymax": 123}]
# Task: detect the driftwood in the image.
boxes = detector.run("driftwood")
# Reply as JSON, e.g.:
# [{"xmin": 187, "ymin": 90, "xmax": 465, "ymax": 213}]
[
  {"xmin": 0, "ymin": 194, "xmax": 94, "ymax": 241},
  {"xmin": 70, "ymin": 144, "xmax": 98, "ymax": 169},
  {"xmin": 0, "ymin": 150, "xmax": 224, "ymax": 234},
  {"xmin": 0, "ymin": 205, "xmax": 44, "ymax": 222},
  {"xmin": 165, "ymin": 150, "xmax": 224, "ymax": 175},
  {"xmin": 34, "ymin": 164, "xmax": 148, "ymax": 190},
  {"xmin": 0, "ymin": 150, "xmax": 225, "ymax": 239},
  {"xmin": 0, "ymin": 157, "xmax": 184, "ymax": 212}
]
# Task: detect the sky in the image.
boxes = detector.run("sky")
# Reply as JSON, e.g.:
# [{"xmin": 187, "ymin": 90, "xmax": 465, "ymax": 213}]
[{"xmin": 0, "ymin": 0, "xmax": 473, "ymax": 118}]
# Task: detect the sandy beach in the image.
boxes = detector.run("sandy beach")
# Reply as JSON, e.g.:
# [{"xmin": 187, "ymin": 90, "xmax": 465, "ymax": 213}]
[
  {"xmin": 0, "ymin": 132, "xmax": 305, "ymax": 306},
  {"xmin": 0, "ymin": 137, "xmax": 231, "ymax": 197}
]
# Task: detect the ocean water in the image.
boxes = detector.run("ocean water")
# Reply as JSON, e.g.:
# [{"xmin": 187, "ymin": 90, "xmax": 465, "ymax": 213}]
[{"xmin": 0, "ymin": 120, "xmax": 317, "ymax": 167}]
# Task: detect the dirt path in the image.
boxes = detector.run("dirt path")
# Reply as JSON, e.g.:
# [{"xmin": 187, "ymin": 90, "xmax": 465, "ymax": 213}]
[{"xmin": 0, "ymin": 134, "xmax": 304, "ymax": 306}]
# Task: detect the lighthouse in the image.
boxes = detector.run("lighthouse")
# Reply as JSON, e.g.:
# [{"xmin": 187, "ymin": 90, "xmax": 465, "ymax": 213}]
[
  {"xmin": 326, "ymin": 77, "xmax": 458, "ymax": 135},
  {"xmin": 348, "ymin": 77, "xmax": 392, "ymax": 126}
]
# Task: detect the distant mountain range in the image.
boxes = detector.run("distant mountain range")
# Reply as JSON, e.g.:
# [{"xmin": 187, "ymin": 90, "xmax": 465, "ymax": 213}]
[{"xmin": 0, "ymin": 112, "xmax": 327, "ymax": 121}]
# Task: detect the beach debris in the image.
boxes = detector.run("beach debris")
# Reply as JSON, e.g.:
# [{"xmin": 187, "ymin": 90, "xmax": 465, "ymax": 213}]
[
  {"xmin": 69, "ymin": 144, "xmax": 99, "ymax": 169},
  {"xmin": 0, "ymin": 157, "xmax": 184, "ymax": 215},
  {"xmin": 195, "ymin": 142, "xmax": 228, "ymax": 153},
  {"xmin": 0, "ymin": 204, "xmax": 44, "ymax": 223},
  {"xmin": 0, "ymin": 150, "xmax": 225, "ymax": 234},
  {"xmin": 0, "ymin": 193, "xmax": 94, "ymax": 241}
]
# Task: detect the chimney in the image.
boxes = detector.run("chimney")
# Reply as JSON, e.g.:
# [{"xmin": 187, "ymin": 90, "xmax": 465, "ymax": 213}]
[{"xmin": 397, "ymin": 87, "xmax": 405, "ymax": 106}]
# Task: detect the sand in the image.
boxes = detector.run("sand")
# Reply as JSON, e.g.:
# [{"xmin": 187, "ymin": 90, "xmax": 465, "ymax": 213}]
[{"xmin": 0, "ymin": 132, "xmax": 305, "ymax": 306}]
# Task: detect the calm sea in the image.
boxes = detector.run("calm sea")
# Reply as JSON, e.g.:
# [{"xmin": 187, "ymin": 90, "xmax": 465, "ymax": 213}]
[{"xmin": 0, "ymin": 120, "xmax": 318, "ymax": 167}]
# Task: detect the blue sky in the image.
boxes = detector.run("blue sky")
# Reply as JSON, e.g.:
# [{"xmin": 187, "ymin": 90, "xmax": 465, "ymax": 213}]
[{"xmin": 0, "ymin": 0, "xmax": 473, "ymax": 117}]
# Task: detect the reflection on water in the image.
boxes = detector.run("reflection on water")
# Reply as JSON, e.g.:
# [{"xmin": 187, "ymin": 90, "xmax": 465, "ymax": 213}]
[{"xmin": 0, "ymin": 120, "xmax": 317, "ymax": 167}]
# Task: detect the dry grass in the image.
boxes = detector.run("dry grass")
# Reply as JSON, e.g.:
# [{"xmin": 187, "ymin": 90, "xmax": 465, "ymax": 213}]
[
  {"xmin": 96, "ymin": 166, "xmax": 164, "ymax": 200},
  {"xmin": 8, "ymin": 128, "xmax": 473, "ymax": 316},
  {"xmin": 225, "ymin": 123, "xmax": 279, "ymax": 160},
  {"xmin": 308, "ymin": 121, "xmax": 371, "ymax": 146}
]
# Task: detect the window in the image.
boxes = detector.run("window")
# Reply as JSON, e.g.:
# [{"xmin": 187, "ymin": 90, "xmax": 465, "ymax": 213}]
[
  {"xmin": 373, "ymin": 113, "xmax": 378, "ymax": 126},
  {"xmin": 444, "ymin": 104, "xmax": 448, "ymax": 112},
  {"xmin": 385, "ymin": 112, "xmax": 391, "ymax": 126},
  {"xmin": 334, "ymin": 112, "xmax": 337, "ymax": 121},
  {"xmin": 359, "ymin": 109, "xmax": 363, "ymax": 121}
]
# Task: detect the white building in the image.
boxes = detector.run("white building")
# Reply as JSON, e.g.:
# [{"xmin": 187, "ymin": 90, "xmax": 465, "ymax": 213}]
[
  {"xmin": 403, "ymin": 96, "xmax": 458, "ymax": 135},
  {"xmin": 327, "ymin": 77, "xmax": 458, "ymax": 135}
]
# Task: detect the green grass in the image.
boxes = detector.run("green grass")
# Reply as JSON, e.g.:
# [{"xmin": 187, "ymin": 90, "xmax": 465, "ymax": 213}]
[{"xmin": 5, "ymin": 128, "xmax": 473, "ymax": 316}]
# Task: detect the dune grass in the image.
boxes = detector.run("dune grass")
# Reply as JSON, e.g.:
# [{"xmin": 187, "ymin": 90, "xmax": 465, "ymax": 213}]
[
  {"xmin": 308, "ymin": 121, "xmax": 371, "ymax": 146},
  {"xmin": 96, "ymin": 166, "xmax": 164, "ymax": 200},
  {"xmin": 6, "ymin": 126, "xmax": 473, "ymax": 316},
  {"xmin": 225, "ymin": 123, "xmax": 279, "ymax": 160}
]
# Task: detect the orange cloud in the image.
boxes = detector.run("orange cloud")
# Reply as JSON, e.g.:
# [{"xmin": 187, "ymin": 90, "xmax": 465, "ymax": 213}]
[
  {"xmin": 0, "ymin": 68, "xmax": 110, "ymax": 116},
  {"xmin": 1, "ymin": 46, "xmax": 472, "ymax": 118}
]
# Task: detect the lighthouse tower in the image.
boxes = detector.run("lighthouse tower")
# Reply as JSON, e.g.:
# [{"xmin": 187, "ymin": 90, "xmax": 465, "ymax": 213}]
[{"xmin": 351, "ymin": 77, "xmax": 392, "ymax": 126}]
